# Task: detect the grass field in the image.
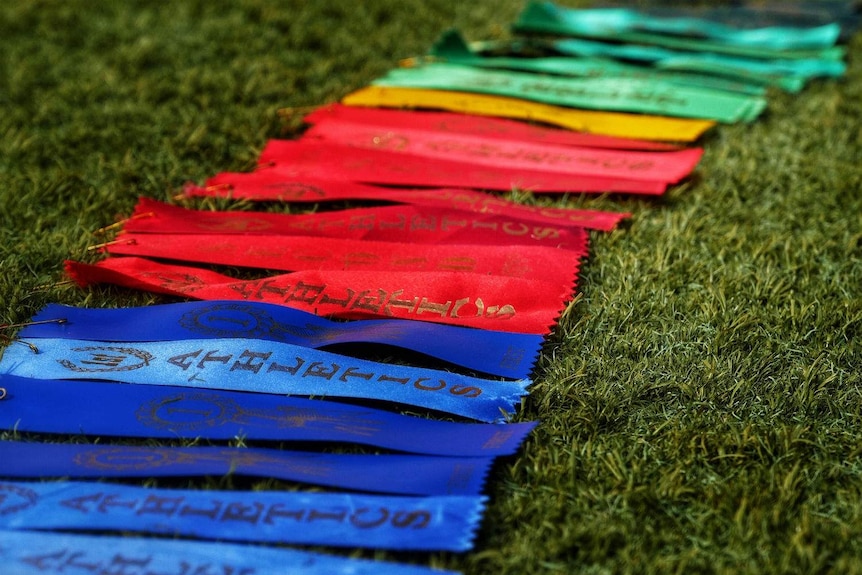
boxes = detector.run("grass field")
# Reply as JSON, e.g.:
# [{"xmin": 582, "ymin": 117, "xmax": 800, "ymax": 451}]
[{"xmin": 1, "ymin": 1, "xmax": 861, "ymax": 574}]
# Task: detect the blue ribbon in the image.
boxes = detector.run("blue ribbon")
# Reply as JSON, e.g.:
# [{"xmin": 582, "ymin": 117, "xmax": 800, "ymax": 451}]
[
  {"xmin": 0, "ymin": 480, "xmax": 485, "ymax": 551},
  {"xmin": 1, "ymin": 337, "xmax": 530, "ymax": 422},
  {"xmin": 0, "ymin": 375, "xmax": 536, "ymax": 457},
  {"xmin": 0, "ymin": 440, "xmax": 492, "ymax": 496},
  {"xmin": 21, "ymin": 301, "xmax": 541, "ymax": 379},
  {"xmin": 0, "ymin": 529, "xmax": 459, "ymax": 575}
]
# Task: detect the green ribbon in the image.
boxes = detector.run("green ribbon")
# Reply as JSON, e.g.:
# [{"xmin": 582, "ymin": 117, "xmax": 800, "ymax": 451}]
[
  {"xmin": 545, "ymin": 37, "xmax": 846, "ymax": 89},
  {"xmin": 374, "ymin": 62, "xmax": 765, "ymax": 123},
  {"xmin": 513, "ymin": 1, "xmax": 844, "ymax": 60},
  {"xmin": 430, "ymin": 30, "xmax": 767, "ymax": 96}
]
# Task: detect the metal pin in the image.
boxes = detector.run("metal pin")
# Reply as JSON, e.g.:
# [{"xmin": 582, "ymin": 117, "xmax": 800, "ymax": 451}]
[
  {"xmin": 87, "ymin": 238, "xmax": 137, "ymax": 252},
  {"xmin": 205, "ymin": 183, "xmax": 233, "ymax": 192},
  {"xmin": 0, "ymin": 318, "xmax": 67, "ymax": 330},
  {"xmin": 93, "ymin": 212, "xmax": 155, "ymax": 236},
  {"xmin": 0, "ymin": 336, "xmax": 39, "ymax": 354}
]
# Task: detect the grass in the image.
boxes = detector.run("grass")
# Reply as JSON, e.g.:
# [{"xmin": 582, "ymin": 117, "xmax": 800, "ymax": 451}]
[{"xmin": 1, "ymin": 1, "xmax": 861, "ymax": 574}]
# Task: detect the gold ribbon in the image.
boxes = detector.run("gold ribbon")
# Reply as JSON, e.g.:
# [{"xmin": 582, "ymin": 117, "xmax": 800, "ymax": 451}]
[{"xmin": 342, "ymin": 86, "xmax": 715, "ymax": 142}]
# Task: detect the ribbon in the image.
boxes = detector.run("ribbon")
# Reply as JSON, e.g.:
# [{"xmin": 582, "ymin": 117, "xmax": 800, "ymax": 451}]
[
  {"xmin": 0, "ymin": 480, "xmax": 485, "ymax": 551},
  {"xmin": 0, "ymin": 375, "xmax": 536, "ymax": 456},
  {"xmin": 543, "ymin": 37, "xmax": 845, "ymax": 88},
  {"xmin": 0, "ymin": 530, "xmax": 460, "ymax": 575},
  {"xmin": 0, "ymin": 337, "xmax": 530, "ymax": 422},
  {"xmin": 301, "ymin": 121, "xmax": 704, "ymax": 183},
  {"xmin": 372, "ymin": 62, "xmax": 766, "ymax": 123},
  {"xmin": 592, "ymin": 1, "xmax": 861, "ymax": 42},
  {"xmin": 20, "ymin": 301, "xmax": 543, "ymax": 379},
  {"xmin": 102, "ymin": 232, "xmax": 585, "ymax": 286},
  {"xmin": 341, "ymin": 86, "xmax": 716, "ymax": 142},
  {"xmin": 187, "ymin": 175, "xmax": 631, "ymax": 231},
  {"xmin": 428, "ymin": 30, "xmax": 769, "ymax": 96},
  {"xmin": 513, "ymin": 1, "xmax": 842, "ymax": 57},
  {"xmin": 0, "ymin": 440, "xmax": 492, "ymax": 496},
  {"xmin": 122, "ymin": 197, "xmax": 591, "ymax": 253},
  {"xmin": 258, "ymin": 139, "xmax": 670, "ymax": 194},
  {"xmin": 65, "ymin": 257, "xmax": 574, "ymax": 335},
  {"xmin": 303, "ymin": 102, "xmax": 681, "ymax": 151}
]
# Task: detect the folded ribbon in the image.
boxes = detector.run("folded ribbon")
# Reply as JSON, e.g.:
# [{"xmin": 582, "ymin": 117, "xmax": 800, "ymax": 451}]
[
  {"xmin": 593, "ymin": 1, "xmax": 861, "ymax": 42},
  {"xmin": 513, "ymin": 2, "xmax": 842, "ymax": 59},
  {"xmin": 0, "ymin": 440, "xmax": 492, "ymax": 495},
  {"xmin": 0, "ymin": 375, "xmax": 536, "ymax": 456},
  {"xmin": 303, "ymin": 102, "xmax": 680, "ymax": 151},
  {"xmin": 187, "ymin": 176, "xmax": 631, "ymax": 231},
  {"xmin": 20, "ymin": 301, "xmax": 543, "ymax": 379},
  {"xmin": 0, "ymin": 337, "xmax": 530, "ymax": 422},
  {"xmin": 544, "ymin": 37, "xmax": 845, "ymax": 88},
  {"xmin": 0, "ymin": 530, "xmax": 459, "ymax": 575},
  {"xmin": 342, "ymin": 86, "xmax": 716, "ymax": 141},
  {"xmin": 65, "ymin": 257, "xmax": 574, "ymax": 334},
  {"xmin": 372, "ymin": 62, "xmax": 766, "ymax": 123},
  {"xmin": 0, "ymin": 480, "xmax": 485, "ymax": 551},
  {"xmin": 428, "ymin": 29, "xmax": 769, "ymax": 96},
  {"xmin": 258, "ymin": 139, "xmax": 669, "ymax": 194},
  {"xmin": 301, "ymin": 121, "xmax": 703, "ymax": 183},
  {"xmin": 122, "ymin": 197, "xmax": 590, "ymax": 253},
  {"xmin": 102, "ymin": 232, "xmax": 585, "ymax": 286}
]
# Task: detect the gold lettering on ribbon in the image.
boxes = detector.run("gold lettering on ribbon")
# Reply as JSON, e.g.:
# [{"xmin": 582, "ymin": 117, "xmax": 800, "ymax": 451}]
[
  {"xmin": 59, "ymin": 346, "xmax": 154, "ymax": 373},
  {"xmin": 0, "ymin": 483, "xmax": 39, "ymax": 516},
  {"xmin": 136, "ymin": 394, "xmax": 240, "ymax": 430}
]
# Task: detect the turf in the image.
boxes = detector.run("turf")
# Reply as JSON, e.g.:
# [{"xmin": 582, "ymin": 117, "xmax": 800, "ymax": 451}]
[{"xmin": 1, "ymin": 1, "xmax": 861, "ymax": 574}]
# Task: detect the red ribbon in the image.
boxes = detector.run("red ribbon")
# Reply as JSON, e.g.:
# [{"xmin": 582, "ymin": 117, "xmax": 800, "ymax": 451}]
[
  {"xmin": 126, "ymin": 198, "xmax": 589, "ymax": 251},
  {"xmin": 258, "ymin": 140, "xmax": 669, "ymax": 194},
  {"xmin": 103, "ymin": 232, "xmax": 585, "ymax": 290},
  {"xmin": 301, "ymin": 121, "xmax": 702, "ymax": 182},
  {"xmin": 184, "ymin": 177, "xmax": 630, "ymax": 231},
  {"xmin": 66, "ymin": 257, "xmax": 575, "ymax": 334},
  {"xmin": 303, "ymin": 104, "xmax": 680, "ymax": 151}
]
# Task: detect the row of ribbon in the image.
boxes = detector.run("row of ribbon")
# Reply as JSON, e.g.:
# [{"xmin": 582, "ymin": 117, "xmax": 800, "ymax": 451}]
[{"xmin": 1, "ymin": 2, "xmax": 857, "ymax": 574}]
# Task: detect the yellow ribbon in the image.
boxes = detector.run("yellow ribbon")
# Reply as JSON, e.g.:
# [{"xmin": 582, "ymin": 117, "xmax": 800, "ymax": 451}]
[{"xmin": 342, "ymin": 86, "xmax": 715, "ymax": 143}]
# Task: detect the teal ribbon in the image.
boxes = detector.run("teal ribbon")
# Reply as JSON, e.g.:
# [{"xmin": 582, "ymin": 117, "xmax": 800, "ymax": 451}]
[
  {"xmin": 374, "ymin": 62, "xmax": 766, "ymax": 123},
  {"xmin": 547, "ymin": 37, "xmax": 846, "ymax": 88},
  {"xmin": 513, "ymin": 1, "xmax": 843, "ymax": 59},
  {"xmin": 430, "ymin": 29, "xmax": 768, "ymax": 95}
]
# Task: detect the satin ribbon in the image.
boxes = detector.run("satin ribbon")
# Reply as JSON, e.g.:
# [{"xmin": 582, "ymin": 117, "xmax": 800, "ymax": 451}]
[
  {"xmin": 0, "ymin": 440, "xmax": 492, "ymax": 496},
  {"xmin": 0, "ymin": 375, "xmax": 536, "ymax": 456},
  {"xmin": 303, "ymin": 102, "xmax": 680, "ymax": 151},
  {"xmin": 187, "ymin": 175, "xmax": 631, "ymax": 231},
  {"xmin": 122, "ymin": 197, "xmax": 591, "ymax": 253},
  {"xmin": 0, "ymin": 480, "xmax": 485, "ymax": 551},
  {"xmin": 0, "ymin": 530, "xmax": 459, "ymax": 575},
  {"xmin": 0, "ymin": 338, "xmax": 530, "ymax": 422},
  {"xmin": 428, "ymin": 30, "xmax": 769, "ymax": 96},
  {"xmin": 373, "ymin": 63, "xmax": 766, "ymax": 123},
  {"xmin": 593, "ymin": 1, "xmax": 861, "ymax": 42},
  {"xmin": 65, "ymin": 257, "xmax": 574, "ymax": 335},
  {"xmin": 544, "ymin": 37, "xmax": 845, "ymax": 88},
  {"xmin": 513, "ymin": 1, "xmax": 841, "ymax": 57},
  {"xmin": 341, "ymin": 86, "xmax": 717, "ymax": 142},
  {"xmin": 258, "ymin": 139, "xmax": 670, "ymax": 194},
  {"xmin": 21, "ymin": 301, "xmax": 543, "ymax": 379},
  {"xmin": 301, "ymin": 121, "xmax": 704, "ymax": 183},
  {"xmin": 102, "ymin": 232, "xmax": 585, "ymax": 287}
]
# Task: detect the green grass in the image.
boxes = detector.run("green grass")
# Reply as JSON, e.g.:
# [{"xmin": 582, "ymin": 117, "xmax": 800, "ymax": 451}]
[{"xmin": 2, "ymin": 1, "xmax": 861, "ymax": 574}]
